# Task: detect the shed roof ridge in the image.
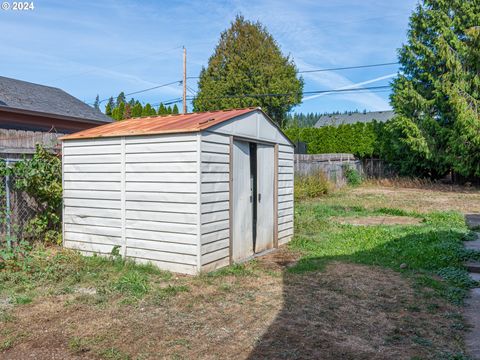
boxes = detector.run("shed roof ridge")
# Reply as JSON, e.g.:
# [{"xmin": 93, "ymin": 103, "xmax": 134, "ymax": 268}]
[
  {"xmin": 128, "ymin": 107, "xmax": 259, "ymax": 120},
  {"xmin": 60, "ymin": 107, "xmax": 261, "ymax": 140}
]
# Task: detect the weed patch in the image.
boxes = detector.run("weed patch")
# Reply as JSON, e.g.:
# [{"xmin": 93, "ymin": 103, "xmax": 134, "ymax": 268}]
[
  {"xmin": 294, "ymin": 171, "xmax": 332, "ymax": 200},
  {"xmin": 113, "ymin": 271, "xmax": 149, "ymax": 298}
]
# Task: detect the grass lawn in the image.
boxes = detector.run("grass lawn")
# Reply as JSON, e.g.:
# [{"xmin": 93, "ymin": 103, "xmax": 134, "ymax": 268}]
[{"xmin": 1, "ymin": 184, "xmax": 480, "ymax": 359}]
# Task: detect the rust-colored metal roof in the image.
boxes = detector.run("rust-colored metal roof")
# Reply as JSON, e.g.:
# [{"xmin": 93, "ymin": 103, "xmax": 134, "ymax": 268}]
[{"xmin": 60, "ymin": 108, "xmax": 259, "ymax": 140}]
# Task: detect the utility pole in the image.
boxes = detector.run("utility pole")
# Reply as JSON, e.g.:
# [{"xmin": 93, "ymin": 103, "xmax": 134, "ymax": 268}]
[{"xmin": 183, "ymin": 46, "xmax": 187, "ymax": 114}]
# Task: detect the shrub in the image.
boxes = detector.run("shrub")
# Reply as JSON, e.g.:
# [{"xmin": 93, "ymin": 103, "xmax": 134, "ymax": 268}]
[
  {"xmin": 343, "ymin": 165, "xmax": 363, "ymax": 186},
  {"xmin": 294, "ymin": 172, "xmax": 332, "ymax": 200},
  {"xmin": 0, "ymin": 145, "xmax": 62, "ymax": 244},
  {"xmin": 284, "ymin": 121, "xmax": 384, "ymax": 157}
]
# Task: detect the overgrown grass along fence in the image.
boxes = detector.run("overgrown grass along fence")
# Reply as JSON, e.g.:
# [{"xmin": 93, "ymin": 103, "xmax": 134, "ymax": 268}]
[{"xmin": 294, "ymin": 153, "xmax": 393, "ymax": 187}]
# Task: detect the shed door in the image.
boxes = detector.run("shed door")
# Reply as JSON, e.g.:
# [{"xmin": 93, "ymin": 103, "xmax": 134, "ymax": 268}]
[
  {"xmin": 232, "ymin": 140, "xmax": 254, "ymax": 262},
  {"xmin": 255, "ymin": 144, "xmax": 275, "ymax": 252}
]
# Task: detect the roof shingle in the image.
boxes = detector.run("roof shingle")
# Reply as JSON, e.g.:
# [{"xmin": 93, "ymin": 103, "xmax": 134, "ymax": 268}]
[
  {"xmin": 315, "ymin": 110, "xmax": 394, "ymax": 127},
  {"xmin": 0, "ymin": 76, "xmax": 112, "ymax": 123}
]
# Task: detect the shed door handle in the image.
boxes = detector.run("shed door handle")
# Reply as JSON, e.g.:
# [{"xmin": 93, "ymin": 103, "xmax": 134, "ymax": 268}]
[{"xmin": 258, "ymin": 193, "xmax": 262, "ymax": 202}]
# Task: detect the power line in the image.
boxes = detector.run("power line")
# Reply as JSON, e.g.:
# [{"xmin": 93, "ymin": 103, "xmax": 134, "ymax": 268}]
[
  {"xmin": 93, "ymin": 60, "xmax": 397, "ymax": 106},
  {"xmin": 123, "ymin": 80, "xmax": 181, "ymax": 98},
  {"xmin": 189, "ymin": 85, "xmax": 392, "ymax": 100},
  {"xmin": 95, "ymin": 80, "xmax": 182, "ymax": 105},
  {"xmin": 91, "ymin": 61, "xmax": 398, "ymax": 105},
  {"xmin": 149, "ymin": 85, "xmax": 391, "ymax": 106},
  {"xmin": 299, "ymin": 62, "xmax": 399, "ymax": 74},
  {"xmin": 184, "ymin": 62, "xmax": 399, "ymax": 80}
]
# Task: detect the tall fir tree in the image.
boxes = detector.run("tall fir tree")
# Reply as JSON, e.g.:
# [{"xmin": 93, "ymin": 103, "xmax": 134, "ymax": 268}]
[
  {"xmin": 115, "ymin": 102, "xmax": 125, "ymax": 121},
  {"xmin": 389, "ymin": 0, "xmax": 480, "ymax": 178},
  {"xmin": 116, "ymin": 92, "xmax": 126, "ymax": 107},
  {"xmin": 142, "ymin": 103, "xmax": 156, "ymax": 116},
  {"xmin": 172, "ymin": 104, "xmax": 179, "ymax": 114},
  {"xmin": 158, "ymin": 103, "xmax": 167, "ymax": 115},
  {"xmin": 93, "ymin": 95, "xmax": 100, "ymax": 110},
  {"xmin": 105, "ymin": 97, "xmax": 115, "ymax": 116},
  {"xmin": 192, "ymin": 15, "xmax": 303, "ymax": 126},
  {"xmin": 132, "ymin": 101, "xmax": 143, "ymax": 117}
]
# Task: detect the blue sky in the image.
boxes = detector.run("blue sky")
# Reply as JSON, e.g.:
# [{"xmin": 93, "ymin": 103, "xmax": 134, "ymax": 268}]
[{"xmin": 0, "ymin": 0, "xmax": 417, "ymax": 114}]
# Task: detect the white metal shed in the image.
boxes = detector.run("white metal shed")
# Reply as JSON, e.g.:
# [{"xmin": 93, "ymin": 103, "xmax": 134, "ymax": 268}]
[{"xmin": 61, "ymin": 108, "xmax": 294, "ymax": 274}]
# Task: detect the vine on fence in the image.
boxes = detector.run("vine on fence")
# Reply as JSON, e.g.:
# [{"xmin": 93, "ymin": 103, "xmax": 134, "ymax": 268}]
[{"xmin": 0, "ymin": 145, "xmax": 62, "ymax": 246}]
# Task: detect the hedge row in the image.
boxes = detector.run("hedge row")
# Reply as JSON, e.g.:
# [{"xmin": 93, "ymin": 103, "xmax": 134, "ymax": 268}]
[{"xmin": 284, "ymin": 121, "xmax": 386, "ymax": 158}]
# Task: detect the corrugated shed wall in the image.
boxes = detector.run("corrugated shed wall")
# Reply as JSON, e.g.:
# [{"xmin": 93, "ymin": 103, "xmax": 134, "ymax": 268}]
[
  {"xmin": 200, "ymin": 132, "xmax": 231, "ymax": 272},
  {"xmin": 123, "ymin": 135, "xmax": 199, "ymax": 274},
  {"xmin": 63, "ymin": 138, "xmax": 123, "ymax": 254},
  {"xmin": 278, "ymin": 144, "xmax": 294, "ymax": 244},
  {"xmin": 63, "ymin": 134, "xmax": 200, "ymax": 275}
]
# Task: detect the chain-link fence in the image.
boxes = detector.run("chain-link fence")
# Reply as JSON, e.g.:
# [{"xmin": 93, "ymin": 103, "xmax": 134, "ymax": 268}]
[{"xmin": 0, "ymin": 167, "xmax": 38, "ymax": 245}]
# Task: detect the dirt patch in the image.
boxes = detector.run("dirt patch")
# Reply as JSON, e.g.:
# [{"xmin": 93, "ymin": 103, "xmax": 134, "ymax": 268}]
[
  {"xmin": 0, "ymin": 261, "xmax": 464, "ymax": 359},
  {"xmin": 349, "ymin": 186, "xmax": 480, "ymax": 214},
  {"xmin": 334, "ymin": 215, "xmax": 423, "ymax": 226}
]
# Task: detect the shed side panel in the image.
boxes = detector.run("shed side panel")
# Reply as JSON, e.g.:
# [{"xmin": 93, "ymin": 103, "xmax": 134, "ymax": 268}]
[
  {"xmin": 199, "ymin": 132, "xmax": 231, "ymax": 271},
  {"xmin": 124, "ymin": 134, "xmax": 198, "ymax": 274},
  {"xmin": 63, "ymin": 138, "xmax": 122, "ymax": 255},
  {"xmin": 278, "ymin": 144, "xmax": 294, "ymax": 244}
]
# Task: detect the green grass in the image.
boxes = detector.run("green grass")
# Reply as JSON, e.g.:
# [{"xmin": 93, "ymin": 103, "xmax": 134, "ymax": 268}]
[
  {"xmin": 0, "ymin": 247, "xmax": 176, "ymax": 304},
  {"xmin": 289, "ymin": 202, "xmax": 477, "ymax": 304}
]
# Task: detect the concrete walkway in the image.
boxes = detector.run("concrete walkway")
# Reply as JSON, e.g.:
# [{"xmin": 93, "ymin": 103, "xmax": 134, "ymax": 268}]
[{"xmin": 464, "ymin": 215, "xmax": 480, "ymax": 359}]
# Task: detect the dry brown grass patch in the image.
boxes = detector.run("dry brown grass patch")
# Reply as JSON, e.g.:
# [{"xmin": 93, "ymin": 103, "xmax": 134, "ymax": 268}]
[
  {"xmin": 334, "ymin": 215, "xmax": 422, "ymax": 226},
  {"xmin": 0, "ymin": 260, "xmax": 466, "ymax": 360}
]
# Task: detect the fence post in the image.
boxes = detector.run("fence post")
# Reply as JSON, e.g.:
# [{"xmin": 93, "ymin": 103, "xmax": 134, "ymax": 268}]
[{"xmin": 5, "ymin": 159, "xmax": 11, "ymax": 247}]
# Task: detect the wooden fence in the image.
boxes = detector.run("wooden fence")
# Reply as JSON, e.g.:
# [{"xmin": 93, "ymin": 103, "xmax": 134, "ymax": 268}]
[
  {"xmin": 294, "ymin": 154, "xmax": 393, "ymax": 185},
  {"xmin": 0, "ymin": 129, "xmax": 64, "ymax": 160}
]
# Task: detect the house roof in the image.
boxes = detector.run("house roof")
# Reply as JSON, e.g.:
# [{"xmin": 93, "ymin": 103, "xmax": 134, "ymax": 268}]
[
  {"xmin": 61, "ymin": 108, "xmax": 260, "ymax": 140},
  {"xmin": 0, "ymin": 76, "xmax": 112, "ymax": 123},
  {"xmin": 315, "ymin": 110, "xmax": 394, "ymax": 127}
]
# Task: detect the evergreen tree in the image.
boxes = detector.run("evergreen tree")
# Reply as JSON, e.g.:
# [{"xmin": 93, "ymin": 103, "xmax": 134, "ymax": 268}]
[
  {"xmin": 158, "ymin": 103, "xmax": 167, "ymax": 115},
  {"xmin": 115, "ymin": 102, "xmax": 125, "ymax": 121},
  {"xmin": 390, "ymin": 0, "xmax": 480, "ymax": 177},
  {"xmin": 132, "ymin": 101, "xmax": 143, "ymax": 117},
  {"xmin": 172, "ymin": 104, "xmax": 179, "ymax": 114},
  {"xmin": 193, "ymin": 15, "xmax": 303, "ymax": 126},
  {"xmin": 93, "ymin": 95, "xmax": 100, "ymax": 110},
  {"xmin": 116, "ymin": 92, "xmax": 126, "ymax": 107},
  {"xmin": 105, "ymin": 97, "xmax": 115, "ymax": 116},
  {"xmin": 149, "ymin": 104, "xmax": 157, "ymax": 116},
  {"xmin": 142, "ymin": 103, "xmax": 156, "ymax": 116}
]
